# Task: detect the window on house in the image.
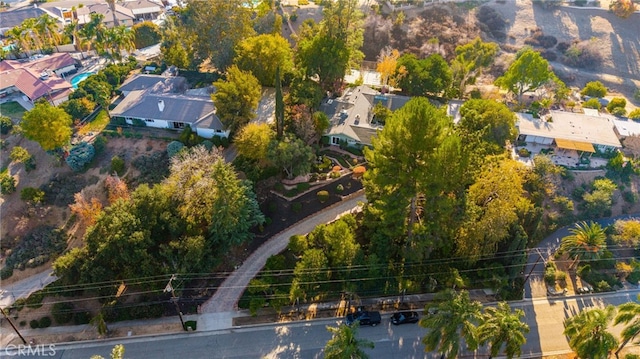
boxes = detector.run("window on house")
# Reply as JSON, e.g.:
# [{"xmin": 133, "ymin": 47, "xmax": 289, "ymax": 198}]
[
  {"xmin": 332, "ymin": 137, "xmax": 340, "ymax": 145},
  {"xmin": 145, "ymin": 119, "xmax": 154, "ymax": 122},
  {"xmin": 216, "ymin": 129, "xmax": 222, "ymax": 133}
]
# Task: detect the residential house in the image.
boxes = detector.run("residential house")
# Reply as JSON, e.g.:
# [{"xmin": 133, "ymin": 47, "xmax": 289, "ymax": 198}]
[
  {"xmin": 516, "ymin": 110, "xmax": 622, "ymax": 154},
  {"xmin": 0, "ymin": 7, "xmax": 62, "ymax": 37},
  {"xmin": 111, "ymin": 90, "xmax": 228, "ymax": 139},
  {"xmin": 119, "ymin": 74, "xmax": 186, "ymax": 96},
  {"xmin": 320, "ymin": 85, "xmax": 411, "ymax": 147},
  {"xmin": 0, "ymin": 53, "xmax": 77, "ymax": 105},
  {"xmin": 120, "ymin": 0, "xmax": 164, "ymax": 22},
  {"xmin": 75, "ymin": 3, "xmax": 135, "ymax": 27},
  {"xmin": 613, "ymin": 118, "xmax": 640, "ymax": 155}
]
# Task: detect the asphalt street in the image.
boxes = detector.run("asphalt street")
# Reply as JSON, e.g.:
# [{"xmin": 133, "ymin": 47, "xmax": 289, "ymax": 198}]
[{"xmin": 5, "ymin": 289, "xmax": 638, "ymax": 359}]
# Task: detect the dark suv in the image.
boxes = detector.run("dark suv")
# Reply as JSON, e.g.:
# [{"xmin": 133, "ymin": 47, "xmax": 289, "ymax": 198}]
[{"xmin": 345, "ymin": 310, "xmax": 382, "ymax": 327}]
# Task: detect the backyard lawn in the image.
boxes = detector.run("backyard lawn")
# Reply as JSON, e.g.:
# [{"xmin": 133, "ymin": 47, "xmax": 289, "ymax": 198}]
[
  {"xmin": 77, "ymin": 110, "xmax": 110, "ymax": 136},
  {"xmin": 0, "ymin": 101, "xmax": 26, "ymax": 121}
]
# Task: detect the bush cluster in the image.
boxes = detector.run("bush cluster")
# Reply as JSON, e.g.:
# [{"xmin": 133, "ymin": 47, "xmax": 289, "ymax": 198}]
[
  {"xmin": 66, "ymin": 142, "xmax": 96, "ymax": 172},
  {"xmin": 524, "ymin": 30, "xmax": 558, "ymax": 49},
  {"xmin": 3, "ymin": 226, "xmax": 66, "ymax": 275},
  {"xmin": 0, "ymin": 171, "xmax": 16, "ymax": 194},
  {"xmin": 317, "ymin": 190, "xmax": 329, "ymax": 203},
  {"xmin": 562, "ymin": 41, "xmax": 603, "ymax": 69},
  {"xmin": 131, "ymin": 151, "xmax": 170, "ymax": 186},
  {"xmin": 476, "ymin": 6, "xmax": 508, "ymax": 40},
  {"xmin": 52, "ymin": 302, "xmax": 74, "ymax": 324}
]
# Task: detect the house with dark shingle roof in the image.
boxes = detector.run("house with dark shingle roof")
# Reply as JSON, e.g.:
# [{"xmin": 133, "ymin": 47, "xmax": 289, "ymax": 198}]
[
  {"xmin": 320, "ymin": 85, "xmax": 411, "ymax": 147},
  {"xmin": 0, "ymin": 7, "xmax": 62, "ymax": 36},
  {"xmin": 119, "ymin": 74, "xmax": 187, "ymax": 96},
  {"xmin": 0, "ymin": 53, "xmax": 77, "ymax": 105},
  {"xmin": 111, "ymin": 90, "xmax": 228, "ymax": 139}
]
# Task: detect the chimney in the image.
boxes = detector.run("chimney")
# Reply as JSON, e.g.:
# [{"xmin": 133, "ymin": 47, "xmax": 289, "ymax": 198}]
[{"xmin": 158, "ymin": 100, "xmax": 164, "ymax": 112}]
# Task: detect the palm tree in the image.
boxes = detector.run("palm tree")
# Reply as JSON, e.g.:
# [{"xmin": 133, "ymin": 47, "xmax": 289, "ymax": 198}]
[
  {"xmin": 21, "ymin": 18, "xmax": 44, "ymax": 54},
  {"xmin": 560, "ymin": 221, "xmax": 607, "ymax": 268},
  {"xmin": 563, "ymin": 305, "xmax": 618, "ymax": 359},
  {"xmin": 614, "ymin": 295, "xmax": 640, "ymax": 359},
  {"xmin": 35, "ymin": 14, "xmax": 62, "ymax": 49},
  {"xmin": 477, "ymin": 301, "xmax": 530, "ymax": 359},
  {"xmin": 420, "ymin": 289, "xmax": 483, "ymax": 359},
  {"xmin": 105, "ymin": 0, "xmax": 119, "ymax": 27},
  {"xmin": 5, "ymin": 26, "xmax": 29, "ymax": 57},
  {"xmin": 323, "ymin": 322, "xmax": 374, "ymax": 359}
]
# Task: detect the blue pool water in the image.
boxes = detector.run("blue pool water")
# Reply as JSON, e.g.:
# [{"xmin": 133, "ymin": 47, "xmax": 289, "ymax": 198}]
[{"xmin": 70, "ymin": 72, "xmax": 94, "ymax": 89}]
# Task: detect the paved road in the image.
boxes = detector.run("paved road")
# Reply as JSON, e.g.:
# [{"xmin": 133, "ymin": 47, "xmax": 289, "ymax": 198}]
[
  {"xmin": 201, "ymin": 194, "xmax": 365, "ymax": 313},
  {"xmin": 6, "ymin": 289, "xmax": 638, "ymax": 359}
]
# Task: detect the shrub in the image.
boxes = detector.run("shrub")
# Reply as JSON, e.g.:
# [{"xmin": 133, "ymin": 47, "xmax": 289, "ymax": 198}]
[
  {"xmin": 330, "ymin": 171, "xmax": 341, "ymax": 179},
  {"xmin": 10, "ymin": 146, "xmax": 30, "ymax": 163},
  {"xmin": 623, "ymin": 190, "xmax": 637, "ymax": 203},
  {"xmin": 607, "ymin": 97, "xmax": 627, "ymax": 113},
  {"xmin": 336, "ymin": 184, "xmax": 344, "ymax": 192},
  {"xmin": 73, "ymin": 311, "xmax": 91, "ymax": 325},
  {"xmin": 291, "ymin": 202, "xmax": 302, "ymax": 213},
  {"xmin": 296, "ymin": 182, "xmax": 310, "ymax": 192},
  {"xmin": 52, "ymin": 302, "xmax": 74, "ymax": 324},
  {"xmin": 581, "ymin": 81, "xmax": 607, "ymax": 98},
  {"xmin": 0, "ymin": 172, "xmax": 16, "ymax": 194},
  {"xmin": 540, "ymin": 50, "xmax": 557, "ymax": 62},
  {"xmin": 0, "ymin": 266, "xmax": 13, "ymax": 280},
  {"xmin": 38, "ymin": 316, "xmax": 52, "ymax": 328},
  {"xmin": 583, "ymin": 98, "xmax": 602, "ymax": 109},
  {"xmin": 629, "ymin": 109, "xmax": 640, "ymax": 120},
  {"xmin": 66, "ymin": 142, "xmax": 96, "ymax": 172},
  {"xmin": 20, "ymin": 187, "xmax": 45, "ymax": 203},
  {"xmin": 594, "ymin": 280, "xmax": 612, "ymax": 292},
  {"xmin": 563, "ymin": 41, "xmax": 603, "ymax": 69},
  {"xmin": 110, "ymin": 155, "xmax": 125, "ymax": 175},
  {"xmin": 625, "ymin": 354, "xmax": 640, "ymax": 359},
  {"xmin": 317, "ymin": 190, "xmax": 329, "ymax": 203},
  {"xmin": 29, "ymin": 320, "xmax": 39, "ymax": 329},
  {"xmin": 201, "ymin": 140, "xmax": 214, "ymax": 151},
  {"xmin": 544, "ymin": 262, "xmax": 557, "ymax": 285},
  {"xmin": 476, "ymin": 6, "xmax": 507, "ymax": 39},
  {"xmin": 26, "ymin": 290, "xmax": 45, "ymax": 309},
  {"xmin": 167, "ymin": 141, "xmax": 185, "ymax": 157},
  {"xmin": 0, "ymin": 115, "xmax": 13, "ymax": 134},
  {"xmin": 518, "ymin": 148, "xmax": 531, "ymax": 157},
  {"xmin": 635, "ymin": 88, "xmax": 640, "ymax": 102},
  {"xmin": 556, "ymin": 41, "xmax": 571, "ymax": 54},
  {"xmin": 611, "ymin": 107, "xmax": 627, "ymax": 117}
]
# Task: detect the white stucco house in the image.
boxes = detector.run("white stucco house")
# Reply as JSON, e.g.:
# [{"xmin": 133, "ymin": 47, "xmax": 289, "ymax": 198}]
[{"xmin": 110, "ymin": 89, "xmax": 228, "ymax": 138}]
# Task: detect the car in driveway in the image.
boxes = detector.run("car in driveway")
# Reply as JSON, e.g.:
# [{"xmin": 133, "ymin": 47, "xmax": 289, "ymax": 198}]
[
  {"xmin": 345, "ymin": 310, "xmax": 381, "ymax": 327},
  {"xmin": 391, "ymin": 311, "xmax": 419, "ymax": 325}
]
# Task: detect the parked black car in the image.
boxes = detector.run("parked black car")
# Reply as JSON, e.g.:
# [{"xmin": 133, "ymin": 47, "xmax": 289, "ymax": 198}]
[
  {"xmin": 391, "ymin": 311, "xmax": 419, "ymax": 325},
  {"xmin": 345, "ymin": 310, "xmax": 382, "ymax": 327}
]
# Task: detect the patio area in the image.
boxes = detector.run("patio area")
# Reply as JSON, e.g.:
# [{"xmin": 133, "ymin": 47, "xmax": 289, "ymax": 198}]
[{"xmin": 513, "ymin": 143, "xmax": 609, "ymax": 169}]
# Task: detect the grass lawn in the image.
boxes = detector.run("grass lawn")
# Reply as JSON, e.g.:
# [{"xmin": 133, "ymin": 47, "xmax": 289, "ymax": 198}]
[
  {"xmin": 78, "ymin": 110, "xmax": 110, "ymax": 136},
  {"xmin": 0, "ymin": 102, "xmax": 27, "ymax": 121}
]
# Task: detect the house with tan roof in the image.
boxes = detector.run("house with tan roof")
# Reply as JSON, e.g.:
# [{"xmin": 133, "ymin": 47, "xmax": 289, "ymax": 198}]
[
  {"xmin": 0, "ymin": 53, "xmax": 77, "ymax": 105},
  {"xmin": 515, "ymin": 110, "xmax": 622, "ymax": 154},
  {"xmin": 120, "ymin": 0, "xmax": 163, "ymax": 22}
]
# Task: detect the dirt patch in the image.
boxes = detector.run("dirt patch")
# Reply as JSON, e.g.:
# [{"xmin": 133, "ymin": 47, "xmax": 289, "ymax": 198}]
[{"xmin": 0, "ymin": 132, "xmax": 171, "ymax": 279}]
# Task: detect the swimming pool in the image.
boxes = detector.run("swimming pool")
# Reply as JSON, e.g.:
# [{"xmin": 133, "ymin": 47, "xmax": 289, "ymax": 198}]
[{"xmin": 70, "ymin": 72, "xmax": 94, "ymax": 89}]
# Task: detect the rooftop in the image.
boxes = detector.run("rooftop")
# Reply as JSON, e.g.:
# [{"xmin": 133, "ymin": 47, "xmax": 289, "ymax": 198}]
[
  {"xmin": 613, "ymin": 119, "xmax": 640, "ymax": 138},
  {"xmin": 516, "ymin": 110, "xmax": 621, "ymax": 148},
  {"xmin": 111, "ymin": 90, "xmax": 224, "ymax": 131},
  {"xmin": 119, "ymin": 74, "xmax": 187, "ymax": 94},
  {"xmin": 321, "ymin": 85, "xmax": 411, "ymax": 145}
]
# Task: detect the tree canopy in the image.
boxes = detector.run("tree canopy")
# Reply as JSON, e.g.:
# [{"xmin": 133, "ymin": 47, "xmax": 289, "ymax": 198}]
[
  {"xmin": 457, "ymin": 99, "xmax": 517, "ymax": 156},
  {"xmin": 235, "ymin": 123, "xmax": 274, "ymax": 162},
  {"xmin": 235, "ymin": 33, "xmax": 293, "ymax": 86},
  {"xmin": 185, "ymin": 0, "xmax": 254, "ymax": 70},
  {"xmin": 495, "ymin": 48, "xmax": 562, "ymax": 100},
  {"xmin": 21, "ymin": 101, "xmax": 73, "ymax": 151},
  {"xmin": 212, "ymin": 65, "xmax": 262, "ymax": 136},
  {"xmin": 451, "ymin": 38, "xmax": 499, "ymax": 97},
  {"xmin": 267, "ymin": 135, "xmax": 315, "ymax": 179},
  {"xmin": 396, "ymin": 53, "xmax": 452, "ymax": 97}
]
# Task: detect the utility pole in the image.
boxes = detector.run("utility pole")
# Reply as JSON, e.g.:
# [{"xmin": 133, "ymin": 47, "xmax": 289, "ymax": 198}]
[
  {"xmin": 1, "ymin": 307, "xmax": 27, "ymax": 344},
  {"xmin": 164, "ymin": 274, "xmax": 186, "ymax": 331},
  {"xmin": 524, "ymin": 249, "xmax": 544, "ymax": 285}
]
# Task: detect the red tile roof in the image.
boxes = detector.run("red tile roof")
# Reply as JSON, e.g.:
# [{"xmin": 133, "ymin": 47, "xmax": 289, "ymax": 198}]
[{"xmin": 0, "ymin": 53, "xmax": 75, "ymax": 101}]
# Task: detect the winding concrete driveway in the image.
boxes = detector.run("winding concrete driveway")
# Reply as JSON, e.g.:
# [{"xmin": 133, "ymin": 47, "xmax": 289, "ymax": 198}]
[{"xmin": 200, "ymin": 193, "xmax": 365, "ymax": 313}]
